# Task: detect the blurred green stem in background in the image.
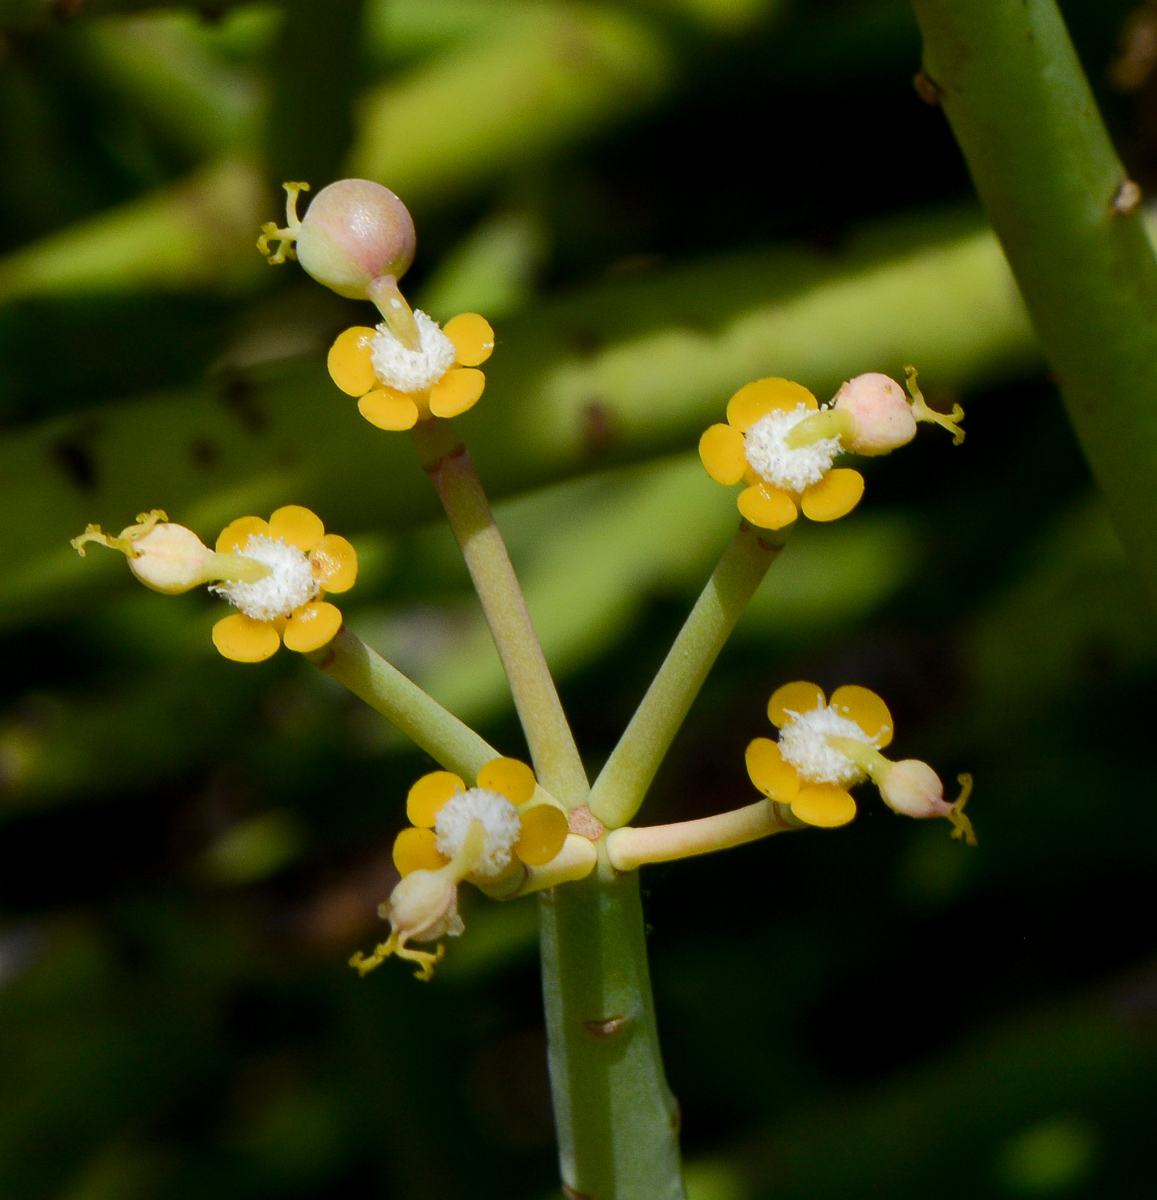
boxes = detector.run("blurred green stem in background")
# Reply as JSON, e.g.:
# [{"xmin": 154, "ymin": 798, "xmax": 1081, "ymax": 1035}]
[
  {"xmin": 411, "ymin": 418, "xmax": 588, "ymax": 806},
  {"xmin": 909, "ymin": 0, "xmax": 1157, "ymax": 605},
  {"xmin": 267, "ymin": 0, "xmax": 364, "ymax": 187},
  {"xmin": 589, "ymin": 521, "xmax": 785, "ymax": 829}
]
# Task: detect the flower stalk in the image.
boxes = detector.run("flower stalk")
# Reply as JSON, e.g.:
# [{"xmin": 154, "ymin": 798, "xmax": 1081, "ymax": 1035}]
[
  {"xmin": 605, "ymin": 799, "xmax": 803, "ymax": 872},
  {"xmin": 306, "ymin": 625, "xmax": 499, "ymax": 783},
  {"xmin": 588, "ymin": 522, "xmax": 786, "ymax": 829},
  {"xmin": 410, "ymin": 417, "xmax": 589, "ymax": 807}
]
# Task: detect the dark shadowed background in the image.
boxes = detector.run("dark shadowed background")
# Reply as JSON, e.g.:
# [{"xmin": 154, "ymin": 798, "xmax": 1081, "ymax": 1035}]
[{"xmin": 0, "ymin": 0, "xmax": 1155, "ymax": 1196}]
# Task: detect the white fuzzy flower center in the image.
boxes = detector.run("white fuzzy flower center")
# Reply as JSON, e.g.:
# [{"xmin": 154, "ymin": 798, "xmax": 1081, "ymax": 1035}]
[
  {"xmin": 745, "ymin": 404, "xmax": 843, "ymax": 493},
  {"xmin": 435, "ymin": 788, "xmax": 522, "ymax": 878},
  {"xmin": 778, "ymin": 704, "xmax": 873, "ymax": 787},
  {"xmin": 211, "ymin": 534, "xmax": 317, "ymax": 622},
  {"xmin": 370, "ymin": 309, "xmax": 456, "ymax": 393}
]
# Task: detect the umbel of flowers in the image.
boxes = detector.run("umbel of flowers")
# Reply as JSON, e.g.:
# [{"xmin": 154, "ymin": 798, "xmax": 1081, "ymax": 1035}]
[
  {"xmin": 71, "ymin": 506, "xmax": 357, "ymax": 662},
  {"xmin": 257, "ymin": 178, "xmax": 495, "ymax": 430},
  {"xmin": 70, "ymin": 176, "xmax": 978, "ymax": 999},
  {"xmin": 699, "ymin": 369, "xmax": 965, "ymax": 530}
]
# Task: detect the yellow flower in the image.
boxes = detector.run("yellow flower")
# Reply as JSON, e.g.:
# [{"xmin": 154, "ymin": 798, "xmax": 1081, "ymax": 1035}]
[
  {"xmin": 350, "ymin": 756, "xmax": 571, "ymax": 980},
  {"xmin": 72, "ymin": 506, "xmax": 358, "ymax": 663},
  {"xmin": 393, "ymin": 756, "xmax": 570, "ymax": 879},
  {"xmin": 210, "ymin": 506, "xmax": 358, "ymax": 663},
  {"xmin": 745, "ymin": 680, "xmax": 976, "ymax": 843},
  {"xmin": 699, "ymin": 378, "xmax": 865, "ymax": 530},
  {"xmin": 327, "ymin": 311, "xmax": 495, "ymax": 431}
]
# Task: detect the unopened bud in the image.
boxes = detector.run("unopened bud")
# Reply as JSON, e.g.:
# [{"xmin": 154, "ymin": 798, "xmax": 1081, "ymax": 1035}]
[
  {"xmin": 380, "ymin": 868, "xmax": 464, "ymax": 944},
  {"xmin": 296, "ymin": 179, "xmax": 416, "ymax": 300},
  {"xmin": 833, "ymin": 373, "xmax": 917, "ymax": 456},
  {"xmin": 72, "ymin": 512, "xmax": 212, "ymax": 595},
  {"xmin": 877, "ymin": 758, "xmax": 951, "ymax": 819},
  {"xmin": 126, "ymin": 523, "xmax": 213, "ymax": 593}
]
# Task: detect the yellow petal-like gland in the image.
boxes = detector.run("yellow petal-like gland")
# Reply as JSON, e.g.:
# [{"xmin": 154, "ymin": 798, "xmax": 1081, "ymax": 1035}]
[
  {"xmin": 792, "ymin": 784, "xmax": 857, "ymax": 828},
  {"xmin": 407, "ymin": 771, "xmax": 465, "ymax": 828},
  {"xmin": 699, "ymin": 423, "xmax": 747, "ymax": 485},
  {"xmin": 800, "ymin": 468, "xmax": 865, "ymax": 522},
  {"xmin": 768, "ymin": 680, "xmax": 825, "ymax": 727},
  {"xmin": 444, "ymin": 312, "xmax": 495, "ymax": 366},
  {"xmin": 726, "ymin": 378, "xmax": 817, "ymax": 432},
  {"xmin": 745, "ymin": 737, "xmax": 801, "ymax": 802},
  {"xmin": 737, "ymin": 484, "xmax": 798, "ymax": 530},
  {"xmin": 477, "ymin": 756, "xmax": 536, "ymax": 805},
  {"xmin": 393, "ymin": 827, "xmax": 449, "ymax": 876},
  {"xmin": 216, "ymin": 515, "xmax": 269, "ymax": 554},
  {"xmin": 358, "ymin": 388, "xmax": 420, "ymax": 430},
  {"xmin": 212, "ymin": 613, "xmax": 281, "ymax": 662},
  {"xmin": 310, "ymin": 534, "xmax": 358, "ymax": 593},
  {"xmin": 283, "ymin": 601, "xmax": 342, "ymax": 652},
  {"xmin": 429, "ymin": 367, "xmax": 485, "ymax": 418},
  {"xmin": 829, "ymin": 684, "xmax": 893, "ymax": 747},
  {"xmin": 269, "ymin": 504, "xmax": 325, "ymax": 552},
  {"xmin": 327, "ymin": 326, "xmax": 378, "ymax": 396},
  {"xmin": 515, "ymin": 805, "xmax": 570, "ymax": 867}
]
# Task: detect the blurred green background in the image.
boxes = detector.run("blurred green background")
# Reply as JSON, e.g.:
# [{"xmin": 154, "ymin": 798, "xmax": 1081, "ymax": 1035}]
[{"xmin": 1, "ymin": 0, "xmax": 1156, "ymax": 1196}]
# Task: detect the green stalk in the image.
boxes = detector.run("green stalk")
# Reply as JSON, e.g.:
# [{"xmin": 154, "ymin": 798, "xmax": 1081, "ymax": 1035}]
[
  {"xmin": 540, "ymin": 858, "xmax": 685, "ymax": 1200},
  {"xmin": 908, "ymin": 0, "xmax": 1157, "ymax": 602},
  {"xmin": 306, "ymin": 626, "xmax": 495, "ymax": 781},
  {"xmin": 409, "ymin": 422, "xmax": 681, "ymax": 1195},
  {"xmin": 588, "ymin": 523, "xmax": 785, "ymax": 829},
  {"xmin": 411, "ymin": 419, "xmax": 588, "ymax": 806}
]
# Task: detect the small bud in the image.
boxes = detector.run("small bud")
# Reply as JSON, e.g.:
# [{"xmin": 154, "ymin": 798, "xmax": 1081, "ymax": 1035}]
[
  {"xmin": 381, "ymin": 868, "xmax": 464, "ymax": 945},
  {"xmin": 126, "ymin": 523, "xmax": 212, "ymax": 594},
  {"xmin": 877, "ymin": 758, "xmax": 950, "ymax": 819},
  {"xmin": 833, "ymin": 373, "xmax": 917, "ymax": 456},
  {"xmin": 72, "ymin": 511, "xmax": 272, "ymax": 596},
  {"xmin": 71, "ymin": 511, "xmax": 211, "ymax": 595},
  {"xmin": 296, "ymin": 179, "xmax": 416, "ymax": 300}
]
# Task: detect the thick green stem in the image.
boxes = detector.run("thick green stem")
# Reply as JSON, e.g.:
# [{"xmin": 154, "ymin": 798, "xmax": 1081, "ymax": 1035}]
[
  {"xmin": 909, "ymin": 0, "xmax": 1157, "ymax": 602},
  {"xmin": 411, "ymin": 419, "xmax": 588, "ymax": 806},
  {"xmin": 540, "ymin": 860, "xmax": 684, "ymax": 1200},
  {"xmin": 589, "ymin": 523, "xmax": 784, "ymax": 828},
  {"xmin": 306, "ymin": 626, "xmax": 496, "ymax": 781}
]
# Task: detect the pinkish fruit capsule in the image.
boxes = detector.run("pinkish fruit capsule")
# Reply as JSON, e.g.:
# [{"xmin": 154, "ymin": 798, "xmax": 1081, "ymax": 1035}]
[
  {"xmin": 878, "ymin": 759, "xmax": 951, "ymax": 819},
  {"xmin": 296, "ymin": 179, "xmax": 416, "ymax": 300},
  {"xmin": 832, "ymin": 373, "xmax": 917, "ymax": 456}
]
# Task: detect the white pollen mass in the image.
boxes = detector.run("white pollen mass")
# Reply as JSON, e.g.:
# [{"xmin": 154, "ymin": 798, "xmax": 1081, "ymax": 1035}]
[
  {"xmin": 370, "ymin": 309, "xmax": 456, "ymax": 393},
  {"xmin": 778, "ymin": 704, "xmax": 873, "ymax": 787},
  {"xmin": 744, "ymin": 404, "xmax": 843, "ymax": 493},
  {"xmin": 435, "ymin": 788, "xmax": 521, "ymax": 878},
  {"xmin": 212, "ymin": 534, "xmax": 317, "ymax": 622}
]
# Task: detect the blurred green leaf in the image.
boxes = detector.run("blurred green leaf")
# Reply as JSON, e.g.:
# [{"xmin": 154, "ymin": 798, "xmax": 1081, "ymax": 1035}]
[
  {"xmin": 0, "ymin": 157, "xmax": 267, "ymax": 301},
  {"xmin": 349, "ymin": 3, "xmax": 671, "ymax": 203}
]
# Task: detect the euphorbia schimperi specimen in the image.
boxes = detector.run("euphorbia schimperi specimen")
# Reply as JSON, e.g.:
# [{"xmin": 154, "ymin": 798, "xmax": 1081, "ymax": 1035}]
[{"xmin": 73, "ymin": 178, "xmax": 974, "ymax": 1200}]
